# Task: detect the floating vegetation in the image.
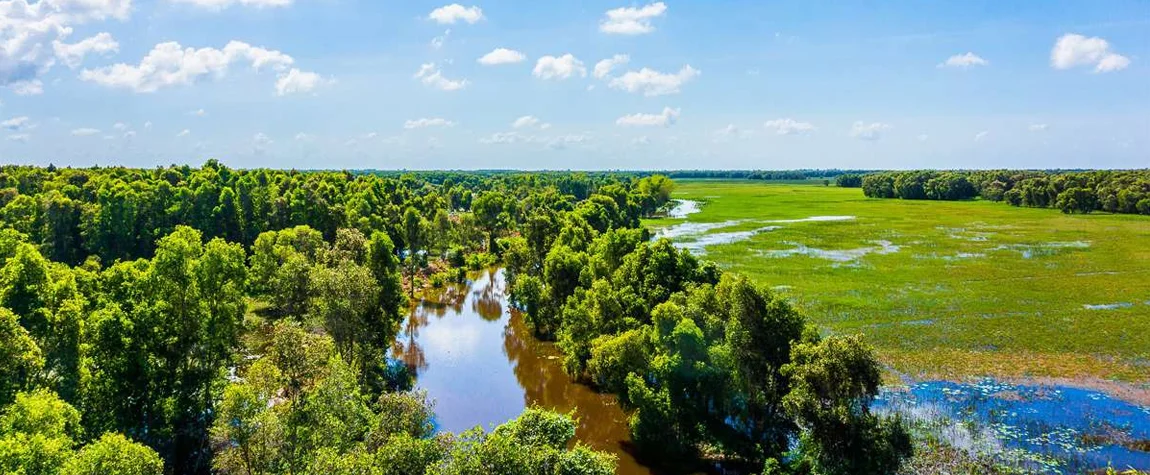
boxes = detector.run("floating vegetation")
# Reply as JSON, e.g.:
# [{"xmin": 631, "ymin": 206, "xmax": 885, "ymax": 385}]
[
  {"xmin": 760, "ymin": 240, "xmax": 901, "ymax": 263},
  {"xmin": 875, "ymin": 380, "xmax": 1150, "ymax": 473},
  {"xmin": 1083, "ymin": 303, "xmax": 1134, "ymax": 311},
  {"xmin": 665, "ymin": 199, "xmax": 701, "ymax": 218}
]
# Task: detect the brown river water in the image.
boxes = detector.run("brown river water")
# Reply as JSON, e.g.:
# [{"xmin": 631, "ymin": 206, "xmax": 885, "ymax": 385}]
[{"xmin": 392, "ymin": 268, "xmax": 654, "ymax": 475}]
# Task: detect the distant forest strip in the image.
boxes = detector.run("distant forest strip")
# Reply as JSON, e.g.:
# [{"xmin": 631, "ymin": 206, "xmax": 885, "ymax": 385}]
[{"xmin": 856, "ymin": 170, "xmax": 1150, "ymax": 215}]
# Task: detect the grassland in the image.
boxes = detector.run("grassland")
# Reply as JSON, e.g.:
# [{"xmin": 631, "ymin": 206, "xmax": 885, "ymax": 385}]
[{"xmin": 643, "ymin": 180, "xmax": 1150, "ymax": 393}]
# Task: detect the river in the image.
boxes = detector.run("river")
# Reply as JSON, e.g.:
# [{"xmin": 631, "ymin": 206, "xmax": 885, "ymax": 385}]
[{"xmin": 392, "ymin": 268, "xmax": 653, "ymax": 475}]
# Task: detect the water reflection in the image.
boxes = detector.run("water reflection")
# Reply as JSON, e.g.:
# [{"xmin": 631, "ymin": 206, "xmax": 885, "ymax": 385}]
[{"xmin": 394, "ymin": 268, "xmax": 653, "ymax": 475}]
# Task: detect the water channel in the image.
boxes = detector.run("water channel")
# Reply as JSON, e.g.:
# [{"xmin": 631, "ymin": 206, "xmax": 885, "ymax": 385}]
[{"xmin": 392, "ymin": 268, "xmax": 654, "ymax": 475}]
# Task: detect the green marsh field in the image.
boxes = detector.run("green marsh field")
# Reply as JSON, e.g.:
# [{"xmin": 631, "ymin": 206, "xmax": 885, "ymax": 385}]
[{"xmin": 645, "ymin": 180, "xmax": 1150, "ymax": 391}]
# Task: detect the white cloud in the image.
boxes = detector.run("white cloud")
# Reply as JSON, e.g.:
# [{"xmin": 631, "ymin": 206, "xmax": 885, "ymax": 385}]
[
  {"xmin": 177, "ymin": 129, "xmax": 191, "ymax": 137},
  {"xmin": 71, "ymin": 127, "xmax": 99, "ymax": 136},
  {"xmin": 414, "ymin": 62, "xmax": 468, "ymax": 90},
  {"xmin": 713, "ymin": 124, "xmax": 752, "ymax": 141},
  {"xmin": 547, "ymin": 134, "xmax": 589, "ymax": 150},
  {"xmin": 593, "ymin": 54, "xmax": 630, "ymax": 79},
  {"xmin": 54, "ymin": 32, "xmax": 119, "ymax": 69},
  {"xmin": 113, "ymin": 122, "xmax": 128, "ymax": 130},
  {"xmin": 7, "ymin": 134, "xmax": 29, "ymax": 143},
  {"xmin": 850, "ymin": 121, "xmax": 891, "ymax": 141},
  {"xmin": 144, "ymin": 121, "xmax": 153, "ymax": 129},
  {"xmin": 938, "ymin": 52, "xmax": 988, "ymax": 69},
  {"xmin": 632, "ymin": 135, "xmax": 650, "ymax": 146},
  {"xmin": 600, "ymin": 2, "xmax": 667, "ymax": 35},
  {"xmin": 253, "ymin": 132, "xmax": 273, "ymax": 153},
  {"xmin": 974, "ymin": 130, "xmax": 989, "ymax": 141},
  {"xmin": 512, "ymin": 115, "xmax": 550, "ymax": 129},
  {"xmin": 192, "ymin": 109, "xmax": 207, "ymax": 117},
  {"xmin": 1051, "ymin": 34, "xmax": 1130, "ymax": 73},
  {"xmin": 431, "ymin": 29, "xmax": 450, "ymax": 50},
  {"xmin": 616, "ymin": 107, "xmax": 680, "ymax": 127},
  {"xmin": 404, "ymin": 118, "xmax": 456, "ymax": 129},
  {"xmin": 478, "ymin": 48, "xmax": 526, "ymax": 65},
  {"xmin": 429, "ymin": 4, "xmax": 484, "ymax": 24},
  {"xmin": 0, "ymin": 0, "xmax": 130, "ymax": 94},
  {"xmin": 122, "ymin": 130, "xmax": 135, "ymax": 139},
  {"xmin": 80, "ymin": 41, "xmax": 308, "ymax": 93},
  {"xmin": 171, "ymin": 0, "xmax": 292, "ymax": 10},
  {"xmin": 480, "ymin": 131, "xmax": 528, "ymax": 144},
  {"xmin": 10, "ymin": 80, "xmax": 43, "ymax": 95},
  {"xmin": 917, "ymin": 134, "xmax": 929, "ymax": 142},
  {"xmin": 1029, "ymin": 124, "xmax": 1049, "ymax": 132},
  {"xmin": 1, "ymin": 116, "xmax": 31, "ymax": 131},
  {"xmin": 763, "ymin": 118, "xmax": 815, "ymax": 135},
  {"xmin": 294, "ymin": 132, "xmax": 312, "ymax": 141},
  {"xmin": 609, "ymin": 65, "xmax": 699, "ymax": 96},
  {"xmin": 362, "ymin": 132, "xmax": 378, "ymax": 139},
  {"xmin": 275, "ymin": 68, "xmax": 331, "ymax": 95},
  {"xmin": 533, "ymin": 54, "xmax": 586, "ymax": 80}
]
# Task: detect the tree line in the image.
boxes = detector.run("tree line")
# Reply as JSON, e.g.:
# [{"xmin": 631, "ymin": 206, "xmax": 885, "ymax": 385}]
[
  {"xmin": 0, "ymin": 162, "xmax": 681, "ymax": 475},
  {"xmin": 857, "ymin": 170, "xmax": 1150, "ymax": 215}
]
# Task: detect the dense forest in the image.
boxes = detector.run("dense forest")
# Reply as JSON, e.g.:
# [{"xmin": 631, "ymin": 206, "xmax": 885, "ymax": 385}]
[
  {"xmin": 0, "ymin": 162, "xmax": 908, "ymax": 475},
  {"xmin": 857, "ymin": 170, "xmax": 1150, "ymax": 215}
]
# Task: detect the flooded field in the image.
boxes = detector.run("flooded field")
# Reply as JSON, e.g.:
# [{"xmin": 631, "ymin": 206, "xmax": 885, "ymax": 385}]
[
  {"xmin": 876, "ymin": 380, "xmax": 1150, "ymax": 473},
  {"xmin": 394, "ymin": 269, "xmax": 654, "ymax": 475},
  {"xmin": 642, "ymin": 181, "xmax": 1150, "ymax": 405}
]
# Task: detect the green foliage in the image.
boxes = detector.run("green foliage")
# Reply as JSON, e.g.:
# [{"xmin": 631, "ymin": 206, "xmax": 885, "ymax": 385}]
[
  {"xmin": 61, "ymin": 433, "xmax": 164, "ymax": 475},
  {"xmin": 0, "ymin": 308, "xmax": 42, "ymax": 406}
]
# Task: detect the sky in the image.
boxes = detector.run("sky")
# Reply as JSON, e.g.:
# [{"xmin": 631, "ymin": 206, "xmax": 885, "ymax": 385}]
[{"xmin": 0, "ymin": 0, "xmax": 1147, "ymax": 170}]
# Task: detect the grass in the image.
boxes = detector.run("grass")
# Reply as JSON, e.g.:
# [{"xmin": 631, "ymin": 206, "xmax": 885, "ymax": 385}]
[{"xmin": 643, "ymin": 180, "xmax": 1150, "ymax": 387}]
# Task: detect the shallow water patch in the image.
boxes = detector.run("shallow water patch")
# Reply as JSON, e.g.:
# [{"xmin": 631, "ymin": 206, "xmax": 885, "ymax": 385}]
[
  {"xmin": 653, "ymin": 219, "xmax": 745, "ymax": 240},
  {"xmin": 672, "ymin": 226, "xmax": 782, "ymax": 254},
  {"xmin": 760, "ymin": 240, "xmax": 901, "ymax": 263},
  {"xmin": 875, "ymin": 380, "xmax": 1150, "ymax": 473},
  {"xmin": 665, "ymin": 199, "xmax": 701, "ymax": 218},
  {"xmin": 1083, "ymin": 303, "xmax": 1134, "ymax": 311},
  {"xmin": 990, "ymin": 241, "xmax": 1091, "ymax": 259}
]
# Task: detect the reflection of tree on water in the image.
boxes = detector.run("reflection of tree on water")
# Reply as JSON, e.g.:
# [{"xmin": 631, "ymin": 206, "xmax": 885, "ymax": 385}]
[
  {"xmin": 393, "ymin": 277, "xmax": 468, "ymax": 377},
  {"xmin": 472, "ymin": 268, "xmax": 504, "ymax": 321},
  {"xmin": 502, "ymin": 306, "xmax": 653, "ymax": 475}
]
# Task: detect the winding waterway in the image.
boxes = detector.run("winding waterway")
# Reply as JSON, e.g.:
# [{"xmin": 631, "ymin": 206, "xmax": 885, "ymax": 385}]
[{"xmin": 392, "ymin": 268, "xmax": 653, "ymax": 475}]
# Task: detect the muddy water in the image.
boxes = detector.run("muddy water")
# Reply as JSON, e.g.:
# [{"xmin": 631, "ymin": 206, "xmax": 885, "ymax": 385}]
[{"xmin": 393, "ymin": 269, "xmax": 652, "ymax": 475}]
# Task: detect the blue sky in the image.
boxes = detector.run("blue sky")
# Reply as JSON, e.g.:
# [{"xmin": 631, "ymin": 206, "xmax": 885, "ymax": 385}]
[{"xmin": 1, "ymin": 0, "xmax": 1147, "ymax": 170}]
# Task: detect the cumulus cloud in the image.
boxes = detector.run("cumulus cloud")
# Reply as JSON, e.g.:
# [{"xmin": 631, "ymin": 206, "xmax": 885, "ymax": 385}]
[
  {"xmin": 850, "ymin": 121, "xmax": 891, "ymax": 140},
  {"xmin": 71, "ymin": 127, "xmax": 100, "ymax": 136},
  {"xmin": 0, "ymin": 0, "xmax": 129, "ymax": 93},
  {"xmin": 177, "ymin": 129, "xmax": 191, "ymax": 137},
  {"xmin": 763, "ymin": 118, "xmax": 815, "ymax": 135},
  {"xmin": 1029, "ymin": 124, "xmax": 1049, "ymax": 132},
  {"xmin": 80, "ymin": 41, "xmax": 322, "ymax": 94},
  {"xmin": 191, "ymin": 109, "xmax": 208, "ymax": 117},
  {"xmin": 938, "ymin": 52, "xmax": 988, "ymax": 69},
  {"xmin": 480, "ymin": 131, "xmax": 528, "ymax": 144},
  {"xmin": 616, "ymin": 107, "xmax": 680, "ymax": 127},
  {"xmin": 1051, "ymin": 34, "xmax": 1130, "ymax": 73},
  {"xmin": 113, "ymin": 122, "xmax": 128, "ymax": 130},
  {"xmin": 512, "ymin": 115, "xmax": 551, "ymax": 129},
  {"xmin": 404, "ymin": 118, "xmax": 456, "ymax": 129},
  {"xmin": 54, "ymin": 32, "xmax": 119, "ymax": 69},
  {"xmin": 533, "ymin": 54, "xmax": 586, "ymax": 80},
  {"xmin": 546, "ymin": 134, "xmax": 590, "ymax": 150},
  {"xmin": 600, "ymin": 2, "xmax": 667, "ymax": 35},
  {"xmin": 609, "ymin": 65, "xmax": 699, "ymax": 96},
  {"xmin": 478, "ymin": 48, "xmax": 526, "ymax": 65},
  {"xmin": 974, "ymin": 130, "xmax": 989, "ymax": 141},
  {"xmin": 253, "ymin": 132, "xmax": 273, "ymax": 153},
  {"xmin": 592, "ymin": 54, "xmax": 630, "ymax": 79},
  {"xmin": 1, "ymin": 116, "xmax": 31, "ymax": 131},
  {"xmin": 173, "ymin": 0, "xmax": 291, "ymax": 9},
  {"xmin": 275, "ymin": 68, "xmax": 332, "ymax": 95},
  {"xmin": 429, "ymin": 4, "xmax": 484, "ymax": 24},
  {"xmin": 414, "ymin": 62, "xmax": 468, "ymax": 90},
  {"xmin": 7, "ymin": 134, "xmax": 29, "ymax": 143}
]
